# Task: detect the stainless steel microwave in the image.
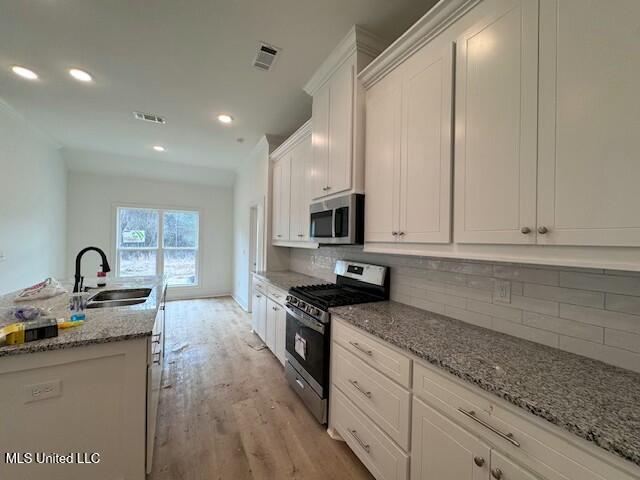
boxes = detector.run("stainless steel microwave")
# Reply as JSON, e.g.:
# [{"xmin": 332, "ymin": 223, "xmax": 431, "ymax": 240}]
[{"xmin": 309, "ymin": 193, "xmax": 364, "ymax": 245}]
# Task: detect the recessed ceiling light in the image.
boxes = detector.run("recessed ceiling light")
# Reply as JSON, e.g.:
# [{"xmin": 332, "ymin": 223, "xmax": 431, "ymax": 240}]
[
  {"xmin": 152, "ymin": 145, "xmax": 166, "ymax": 152},
  {"xmin": 217, "ymin": 114, "xmax": 233, "ymax": 124},
  {"xmin": 11, "ymin": 65, "xmax": 38, "ymax": 80},
  {"xmin": 69, "ymin": 68, "xmax": 93, "ymax": 82}
]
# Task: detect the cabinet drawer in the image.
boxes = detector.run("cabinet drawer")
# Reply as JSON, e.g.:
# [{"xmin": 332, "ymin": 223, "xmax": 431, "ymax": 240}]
[
  {"xmin": 267, "ymin": 285, "xmax": 287, "ymax": 305},
  {"xmin": 332, "ymin": 319, "xmax": 411, "ymax": 388},
  {"xmin": 413, "ymin": 361, "xmax": 633, "ymax": 480},
  {"xmin": 332, "ymin": 343, "xmax": 410, "ymax": 450},
  {"xmin": 253, "ymin": 278, "xmax": 267, "ymax": 295},
  {"xmin": 332, "ymin": 387, "xmax": 409, "ymax": 480}
]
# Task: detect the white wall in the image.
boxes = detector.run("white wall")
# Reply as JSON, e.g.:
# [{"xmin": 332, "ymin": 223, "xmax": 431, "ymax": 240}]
[
  {"xmin": 67, "ymin": 170, "xmax": 233, "ymax": 300},
  {"xmin": 232, "ymin": 136, "xmax": 289, "ymax": 310},
  {"xmin": 0, "ymin": 101, "xmax": 67, "ymax": 295}
]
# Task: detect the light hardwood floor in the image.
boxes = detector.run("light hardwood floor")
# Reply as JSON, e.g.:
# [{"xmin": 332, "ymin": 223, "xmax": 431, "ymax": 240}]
[{"xmin": 150, "ymin": 297, "xmax": 374, "ymax": 480}]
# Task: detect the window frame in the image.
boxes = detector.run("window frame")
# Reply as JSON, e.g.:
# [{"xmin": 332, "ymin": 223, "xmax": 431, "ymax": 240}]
[{"xmin": 114, "ymin": 204, "xmax": 201, "ymax": 288}]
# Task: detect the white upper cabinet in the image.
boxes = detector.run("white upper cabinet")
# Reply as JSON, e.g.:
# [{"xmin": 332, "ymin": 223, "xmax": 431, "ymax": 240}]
[
  {"xmin": 289, "ymin": 132, "xmax": 313, "ymax": 241},
  {"xmin": 537, "ymin": 0, "xmax": 640, "ymax": 246},
  {"xmin": 364, "ymin": 72, "xmax": 401, "ymax": 243},
  {"xmin": 454, "ymin": 0, "xmax": 539, "ymax": 244},
  {"xmin": 271, "ymin": 154, "xmax": 291, "ymax": 241},
  {"xmin": 270, "ymin": 120, "xmax": 316, "ymax": 247},
  {"xmin": 364, "ymin": 41, "xmax": 454, "ymax": 245},
  {"xmin": 400, "ymin": 42, "xmax": 454, "ymax": 244},
  {"xmin": 311, "ymin": 87, "xmax": 331, "ymax": 200},
  {"xmin": 305, "ymin": 26, "xmax": 388, "ymax": 201}
]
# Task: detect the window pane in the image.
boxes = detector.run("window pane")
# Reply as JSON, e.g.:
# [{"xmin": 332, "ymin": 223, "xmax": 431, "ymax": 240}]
[
  {"xmin": 118, "ymin": 208, "xmax": 159, "ymax": 248},
  {"xmin": 164, "ymin": 249, "xmax": 197, "ymax": 286},
  {"xmin": 163, "ymin": 211, "xmax": 199, "ymax": 248},
  {"xmin": 119, "ymin": 250, "xmax": 157, "ymax": 277}
]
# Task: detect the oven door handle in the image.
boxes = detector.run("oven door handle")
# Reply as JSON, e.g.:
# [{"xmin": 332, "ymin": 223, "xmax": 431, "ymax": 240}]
[{"xmin": 285, "ymin": 305, "xmax": 325, "ymax": 334}]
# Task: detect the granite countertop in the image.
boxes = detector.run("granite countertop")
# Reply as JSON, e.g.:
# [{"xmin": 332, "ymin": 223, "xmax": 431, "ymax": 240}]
[
  {"xmin": 0, "ymin": 276, "xmax": 165, "ymax": 357},
  {"xmin": 330, "ymin": 301, "xmax": 640, "ymax": 467},
  {"xmin": 254, "ymin": 270, "xmax": 328, "ymax": 292}
]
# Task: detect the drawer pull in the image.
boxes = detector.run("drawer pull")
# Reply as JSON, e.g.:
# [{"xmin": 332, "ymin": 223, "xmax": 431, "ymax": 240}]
[
  {"xmin": 491, "ymin": 468, "xmax": 503, "ymax": 479},
  {"xmin": 295, "ymin": 377, "xmax": 305, "ymax": 390},
  {"xmin": 457, "ymin": 408, "xmax": 520, "ymax": 447},
  {"xmin": 348, "ymin": 429, "xmax": 370, "ymax": 453},
  {"xmin": 474, "ymin": 456, "xmax": 485, "ymax": 467},
  {"xmin": 349, "ymin": 341, "xmax": 372, "ymax": 356},
  {"xmin": 152, "ymin": 333, "xmax": 161, "ymax": 344},
  {"xmin": 348, "ymin": 379, "xmax": 372, "ymax": 399},
  {"xmin": 152, "ymin": 351, "xmax": 161, "ymax": 365}
]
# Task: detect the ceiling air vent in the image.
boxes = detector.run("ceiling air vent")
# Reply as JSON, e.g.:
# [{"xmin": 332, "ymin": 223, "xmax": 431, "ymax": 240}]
[
  {"xmin": 253, "ymin": 42, "xmax": 281, "ymax": 71},
  {"xmin": 133, "ymin": 111, "xmax": 166, "ymax": 124}
]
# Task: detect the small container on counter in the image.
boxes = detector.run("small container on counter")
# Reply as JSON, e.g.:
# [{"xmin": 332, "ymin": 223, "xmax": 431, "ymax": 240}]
[{"xmin": 69, "ymin": 292, "xmax": 89, "ymax": 321}]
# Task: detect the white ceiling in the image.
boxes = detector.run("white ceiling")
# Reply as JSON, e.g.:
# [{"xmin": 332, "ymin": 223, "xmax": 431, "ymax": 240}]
[{"xmin": 0, "ymin": 0, "xmax": 436, "ymax": 173}]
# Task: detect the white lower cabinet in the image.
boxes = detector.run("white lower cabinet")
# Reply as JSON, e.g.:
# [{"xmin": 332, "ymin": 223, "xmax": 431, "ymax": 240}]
[
  {"xmin": 253, "ymin": 278, "xmax": 287, "ymax": 366},
  {"xmin": 252, "ymin": 290, "xmax": 267, "ymax": 341},
  {"xmin": 332, "ymin": 387, "xmax": 409, "ymax": 480},
  {"xmin": 411, "ymin": 396, "xmax": 490, "ymax": 480},
  {"xmin": 265, "ymin": 298, "xmax": 278, "ymax": 353},
  {"xmin": 330, "ymin": 318, "xmax": 640, "ymax": 480},
  {"xmin": 274, "ymin": 304, "xmax": 286, "ymax": 365}
]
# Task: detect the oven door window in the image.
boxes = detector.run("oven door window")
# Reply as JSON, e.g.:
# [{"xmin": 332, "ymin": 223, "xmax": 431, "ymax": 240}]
[
  {"xmin": 286, "ymin": 312, "xmax": 327, "ymax": 388},
  {"xmin": 310, "ymin": 210, "xmax": 333, "ymax": 238},
  {"xmin": 334, "ymin": 206, "xmax": 349, "ymax": 238}
]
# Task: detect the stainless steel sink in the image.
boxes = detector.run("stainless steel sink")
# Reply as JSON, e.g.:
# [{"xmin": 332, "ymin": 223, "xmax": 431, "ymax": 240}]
[
  {"xmin": 87, "ymin": 298, "xmax": 148, "ymax": 309},
  {"xmin": 90, "ymin": 288, "xmax": 152, "ymax": 302}
]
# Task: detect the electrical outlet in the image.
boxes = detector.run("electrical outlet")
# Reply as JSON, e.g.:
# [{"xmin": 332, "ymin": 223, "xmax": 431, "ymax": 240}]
[
  {"xmin": 494, "ymin": 280, "xmax": 511, "ymax": 304},
  {"xmin": 24, "ymin": 379, "xmax": 62, "ymax": 403}
]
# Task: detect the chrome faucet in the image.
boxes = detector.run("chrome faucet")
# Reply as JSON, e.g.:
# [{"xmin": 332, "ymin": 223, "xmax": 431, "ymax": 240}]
[{"xmin": 74, "ymin": 246, "xmax": 111, "ymax": 293}]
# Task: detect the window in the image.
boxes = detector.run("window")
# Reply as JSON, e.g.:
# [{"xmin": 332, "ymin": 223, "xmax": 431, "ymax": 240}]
[{"xmin": 116, "ymin": 207, "xmax": 199, "ymax": 286}]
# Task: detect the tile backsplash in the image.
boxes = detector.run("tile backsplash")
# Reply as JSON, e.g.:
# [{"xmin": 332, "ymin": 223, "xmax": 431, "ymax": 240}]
[{"xmin": 289, "ymin": 246, "xmax": 640, "ymax": 372}]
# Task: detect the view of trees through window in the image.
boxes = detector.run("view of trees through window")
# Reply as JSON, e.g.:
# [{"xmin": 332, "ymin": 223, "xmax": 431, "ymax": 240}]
[{"xmin": 117, "ymin": 207, "xmax": 199, "ymax": 286}]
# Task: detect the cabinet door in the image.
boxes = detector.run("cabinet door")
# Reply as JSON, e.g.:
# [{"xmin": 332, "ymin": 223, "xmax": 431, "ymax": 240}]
[
  {"xmin": 311, "ymin": 85, "xmax": 330, "ymax": 200},
  {"xmin": 266, "ymin": 298, "xmax": 277, "ymax": 352},
  {"xmin": 253, "ymin": 291, "xmax": 266, "ymax": 340},
  {"xmin": 411, "ymin": 397, "xmax": 490, "ymax": 480},
  {"xmin": 364, "ymin": 72, "xmax": 402, "ymax": 243},
  {"xmin": 399, "ymin": 42, "xmax": 454, "ymax": 244},
  {"xmin": 275, "ymin": 306, "xmax": 287, "ymax": 366},
  {"xmin": 272, "ymin": 156, "xmax": 291, "ymax": 241},
  {"xmin": 490, "ymin": 451, "xmax": 541, "ymax": 480},
  {"xmin": 537, "ymin": 0, "xmax": 640, "ymax": 246},
  {"xmin": 327, "ymin": 56, "xmax": 355, "ymax": 196},
  {"xmin": 289, "ymin": 136, "xmax": 313, "ymax": 241},
  {"xmin": 454, "ymin": 0, "xmax": 539, "ymax": 244}
]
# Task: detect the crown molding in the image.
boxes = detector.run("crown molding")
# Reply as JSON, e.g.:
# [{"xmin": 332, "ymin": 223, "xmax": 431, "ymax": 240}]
[
  {"xmin": 359, "ymin": 0, "xmax": 481, "ymax": 89},
  {"xmin": 270, "ymin": 119, "xmax": 312, "ymax": 160},
  {"xmin": 303, "ymin": 25, "xmax": 388, "ymax": 96}
]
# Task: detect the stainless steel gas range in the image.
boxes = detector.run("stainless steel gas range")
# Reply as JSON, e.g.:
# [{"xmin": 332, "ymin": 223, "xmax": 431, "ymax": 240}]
[{"xmin": 284, "ymin": 260, "xmax": 389, "ymax": 423}]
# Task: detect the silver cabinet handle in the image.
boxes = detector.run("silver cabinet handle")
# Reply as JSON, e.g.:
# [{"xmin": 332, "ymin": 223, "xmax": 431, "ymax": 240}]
[
  {"xmin": 326, "ymin": 185, "xmax": 331, "ymax": 190},
  {"xmin": 348, "ymin": 429, "xmax": 370, "ymax": 453},
  {"xmin": 152, "ymin": 351, "xmax": 161, "ymax": 365},
  {"xmin": 398, "ymin": 231, "xmax": 405, "ymax": 236},
  {"xmin": 391, "ymin": 231, "xmax": 398, "ymax": 236},
  {"xmin": 349, "ymin": 379, "xmax": 372, "ymax": 399},
  {"xmin": 295, "ymin": 377, "xmax": 304, "ymax": 389},
  {"xmin": 491, "ymin": 468, "xmax": 503, "ymax": 479},
  {"xmin": 349, "ymin": 341, "xmax": 372, "ymax": 356},
  {"xmin": 256, "ymin": 294, "xmax": 262, "ymax": 298},
  {"xmin": 474, "ymin": 456, "xmax": 485, "ymax": 467},
  {"xmin": 152, "ymin": 333, "xmax": 161, "ymax": 344},
  {"xmin": 457, "ymin": 408, "xmax": 520, "ymax": 447},
  {"xmin": 520, "ymin": 226, "xmax": 531, "ymax": 234},
  {"xmin": 297, "ymin": 234, "xmax": 304, "ymax": 237},
  {"xmin": 538, "ymin": 226, "xmax": 549, "ymax": 234}
]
